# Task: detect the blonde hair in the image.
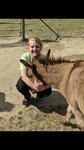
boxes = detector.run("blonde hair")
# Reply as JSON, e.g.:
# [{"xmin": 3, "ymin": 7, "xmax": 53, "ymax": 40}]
[{"xmin": 28, "ymin": 37, "xmax": 42, "ymax": 50}]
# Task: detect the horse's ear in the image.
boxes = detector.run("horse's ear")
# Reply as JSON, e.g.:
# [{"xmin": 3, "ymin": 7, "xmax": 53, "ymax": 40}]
[
  {"xmin": 20, "ymin": 59, "xmax": 33, "ymax": 69},
  {"xmin": 45, "ymin": 49, "xmax": 51, "ymax": 59}
]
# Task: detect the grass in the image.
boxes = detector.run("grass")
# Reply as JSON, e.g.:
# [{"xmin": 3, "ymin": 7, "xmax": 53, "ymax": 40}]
[
  {"xmin": 0, "ymin": 19, "xmax": 84, "ymax": 40},
  {"xmin": 65, "ymin": 54, "xmax": 84, "ymax": 60}
]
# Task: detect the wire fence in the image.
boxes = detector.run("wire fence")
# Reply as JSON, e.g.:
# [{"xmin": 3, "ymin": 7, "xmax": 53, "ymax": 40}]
[{"xmin": 0, "ymin": 19, "xmax": 84, "ymax": 41}]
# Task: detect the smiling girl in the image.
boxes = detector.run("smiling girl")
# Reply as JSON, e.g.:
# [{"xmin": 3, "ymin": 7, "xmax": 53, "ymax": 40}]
[{"xmin": 16, "ymin": 37, "xmax": 52, "ymax": 107}]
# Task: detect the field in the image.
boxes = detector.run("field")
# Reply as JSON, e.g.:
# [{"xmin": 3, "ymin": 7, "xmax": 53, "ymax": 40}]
[{"xmin": 0, "ymin": 19, "xmax": 84, "ymax": 131}]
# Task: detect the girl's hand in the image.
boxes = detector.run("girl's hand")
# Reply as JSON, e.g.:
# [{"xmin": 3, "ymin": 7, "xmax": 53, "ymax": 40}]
[{"xmin": 34, "ymin": 80, "xmax": 46, "ymax": 91}]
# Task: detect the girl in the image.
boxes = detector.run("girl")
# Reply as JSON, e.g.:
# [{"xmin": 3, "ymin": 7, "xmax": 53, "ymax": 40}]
[{"xmin": 16, "ymin": 37, "xmax": 52, "ymax": 107}]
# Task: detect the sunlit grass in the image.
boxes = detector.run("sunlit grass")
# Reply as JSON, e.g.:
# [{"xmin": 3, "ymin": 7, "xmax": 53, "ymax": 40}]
[{"xmin": 0, "ymin": 19, "xmax": 84, "ymax": 39}]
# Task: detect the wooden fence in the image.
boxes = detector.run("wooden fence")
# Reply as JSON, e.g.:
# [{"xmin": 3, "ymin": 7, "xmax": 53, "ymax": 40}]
[{"xmin": 0, "ymin": 19, "xmax": 25, "ymax": 41}]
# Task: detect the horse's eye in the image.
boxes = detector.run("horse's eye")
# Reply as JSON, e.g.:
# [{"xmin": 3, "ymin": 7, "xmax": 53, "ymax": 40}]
[{"xmin": 29, "ymin": 75, "xmax": 33, "ymax": 78}]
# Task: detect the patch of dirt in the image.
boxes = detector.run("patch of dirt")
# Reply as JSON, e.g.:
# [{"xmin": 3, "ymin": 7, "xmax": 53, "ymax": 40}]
[{"xmin": 0, "ymin": 37, "xmax": 84, "ymax": 131}]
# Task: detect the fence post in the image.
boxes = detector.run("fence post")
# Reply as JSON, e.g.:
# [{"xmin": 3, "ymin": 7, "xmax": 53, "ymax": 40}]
[{"xmin": 21, "ymin": 19, "xmax": 25, "ymax": 41}]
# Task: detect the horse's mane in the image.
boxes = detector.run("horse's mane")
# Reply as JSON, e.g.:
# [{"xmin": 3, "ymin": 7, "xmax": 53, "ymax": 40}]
[
  {"xmin": 47, "ymin": 57, "xmax": 70, "ymax": 64},
  {"xmin": 37, "ymin": 56, "xmax": 82, "ymax": 65}
]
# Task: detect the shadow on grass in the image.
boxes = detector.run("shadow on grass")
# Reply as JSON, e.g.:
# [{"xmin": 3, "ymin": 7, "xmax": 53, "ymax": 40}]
[
  {"xmin": 41, "ymin": 39, "xmax": 60, "ymax": 43},
  {"xmin": 0, "ymin": 38, "xmax": 28, "ymax": 48},
  {"xmin": 64, "ymin": 122, "xmax": 77, "ymax": 129},
  {"xmin": 0, "ymin": 37, "xmax": 60, "ymax": 49},
  {"xmin": 0, "ymin": 92, "xmax": 15, "ymax": 112},
  {"xmin": 30, "ymin": 90, "xmax": 79, "ymax": 130},
  {"xmin": 30, "ymin": 90, "xmax": 68, "ymax": 116}
]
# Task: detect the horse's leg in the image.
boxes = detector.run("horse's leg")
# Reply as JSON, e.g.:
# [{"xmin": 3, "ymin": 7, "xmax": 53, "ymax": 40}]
[
  {"xmin": 61, "ymin": 101, "xmax": 84, "ymax": 130},
  {"xmin": 72, "ymin": 107, "xmax": 84, "ymax": 131},
  {"xmin": 59, "ymin": 104, "xmax": 73, "ymax": 125}
]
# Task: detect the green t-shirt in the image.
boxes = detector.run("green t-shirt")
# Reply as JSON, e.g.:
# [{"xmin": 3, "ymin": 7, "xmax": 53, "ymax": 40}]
[
  {"xmin": 20, "ymin": 52, "xmax": 43, "ymax": 71},
  {"xmin": 20, "ymin": 52, "xmax": 33, "ymax": 71}
]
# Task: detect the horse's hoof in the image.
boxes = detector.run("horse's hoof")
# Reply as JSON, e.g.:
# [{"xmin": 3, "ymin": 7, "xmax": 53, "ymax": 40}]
[
  {"xmin": 77, "ymin": 124, "xmax": 84, "ymax": 131},
  {"xmin": 59, "ymin": 117, "xmax": 68, "ymax": 125}
]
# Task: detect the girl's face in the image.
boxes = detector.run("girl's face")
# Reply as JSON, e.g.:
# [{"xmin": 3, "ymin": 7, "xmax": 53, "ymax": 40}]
[{"xmin": 28, "ymin": 41, "xmax": 41, "ymax": 57}]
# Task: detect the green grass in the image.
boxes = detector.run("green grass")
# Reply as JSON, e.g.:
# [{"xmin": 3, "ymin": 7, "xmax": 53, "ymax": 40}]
[
  {"xmin": 65, "ymin": 54, "xmax": 84, "ymax": 61},
  {"xmin": 0, "ymin": 19, "xmax": 84, "ymax": 40}
]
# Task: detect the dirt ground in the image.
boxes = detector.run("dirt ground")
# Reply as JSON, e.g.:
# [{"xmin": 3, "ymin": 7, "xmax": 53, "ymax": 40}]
[{"xmin": 0, "ymin": 37, "xmax": 84, "ymax": 131}]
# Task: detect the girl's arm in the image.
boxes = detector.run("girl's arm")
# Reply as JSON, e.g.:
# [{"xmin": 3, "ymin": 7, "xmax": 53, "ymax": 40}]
[{"xmin": 21, "ymin": 70, "xmax": 47, "ymax": 92}]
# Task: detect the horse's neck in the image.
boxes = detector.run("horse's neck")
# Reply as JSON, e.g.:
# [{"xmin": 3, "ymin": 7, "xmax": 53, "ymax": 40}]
[
  {"xmin": 47, "ymin": 64, "xmax": 62, "ymax": 86},
  {"xmin": 46, "ymin": 63, "xmax": 75, "ymax": 92}
]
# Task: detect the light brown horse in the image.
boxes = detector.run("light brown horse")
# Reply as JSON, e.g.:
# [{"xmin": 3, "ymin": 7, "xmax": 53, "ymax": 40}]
[{"xmin": 20, "ymin": 49, "xmax": 84, "ymax": 131}]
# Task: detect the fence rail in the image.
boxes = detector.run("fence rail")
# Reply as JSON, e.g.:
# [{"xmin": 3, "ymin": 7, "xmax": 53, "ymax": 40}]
[
  {"xmin": 0, "ymin": 19, "xmax": 22, "ymax": 37},
  {"xmin": 0, "ymin": 19, "xmax": 84, "ymax": 41},
  {"xmin": 0, "ymin": 22, "xmax": 21, "ymax": 24},
  {"xmin": 0, "ymin": 28, "xmax": 20, "ymax": 31}
]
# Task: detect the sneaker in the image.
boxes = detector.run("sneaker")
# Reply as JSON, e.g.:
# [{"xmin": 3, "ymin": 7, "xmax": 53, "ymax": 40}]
[{"xmin": 22, "ymin": 99, "xmax": 30, "ymax": 107}]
